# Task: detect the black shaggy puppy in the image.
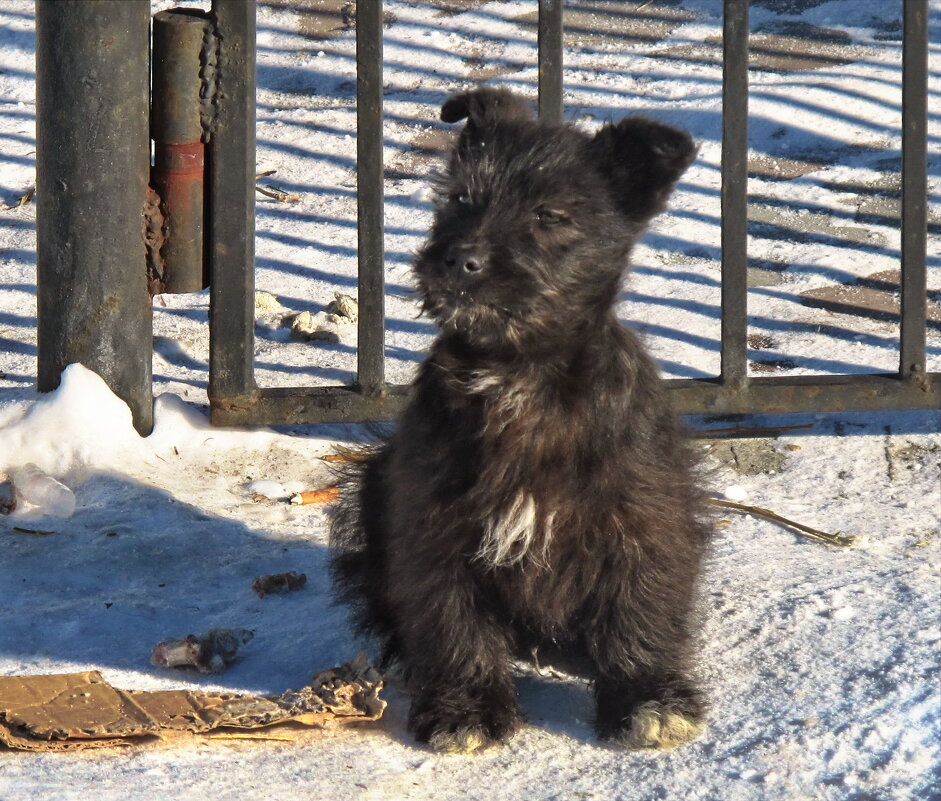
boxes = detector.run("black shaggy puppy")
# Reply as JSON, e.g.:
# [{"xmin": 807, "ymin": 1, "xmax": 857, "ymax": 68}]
[{"xmin": 331, "ymin": 88, "xmax": 709, "ymax": 753}]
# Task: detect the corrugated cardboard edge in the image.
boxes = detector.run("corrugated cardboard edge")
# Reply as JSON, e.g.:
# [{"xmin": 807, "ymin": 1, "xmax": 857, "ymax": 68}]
[{"xmin": 0, "ymin": 657, "xmax": 385, "ymax": 752}]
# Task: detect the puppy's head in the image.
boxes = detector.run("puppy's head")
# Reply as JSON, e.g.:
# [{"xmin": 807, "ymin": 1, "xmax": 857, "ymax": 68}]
[{"xmin": 414, "ymin": 88, "xmax": 696, "ymax": 352}]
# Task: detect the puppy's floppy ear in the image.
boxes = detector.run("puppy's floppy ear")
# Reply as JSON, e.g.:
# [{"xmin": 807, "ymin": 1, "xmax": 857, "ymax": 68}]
[
  {"xmin": 590, "ymin": 117, "xmax": 697, "ymax": 223},
  {"xmin": 441, "ymin": 88, "xmax": 535, "ymax": 130}
]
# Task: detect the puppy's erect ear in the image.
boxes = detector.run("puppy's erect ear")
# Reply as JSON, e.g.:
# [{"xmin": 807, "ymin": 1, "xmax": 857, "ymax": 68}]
[
  {"xmin": 590, "ymin": 117, "xmax": 697, "ymax": 223},
  {"xmin": 440, "ymin": 88, "xmax": 535, "ymax": 130}
]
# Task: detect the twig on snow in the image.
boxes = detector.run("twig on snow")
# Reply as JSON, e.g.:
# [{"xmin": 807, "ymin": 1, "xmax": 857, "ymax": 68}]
[
  {"xmin": 255, "ymin": 184, "xmax": 301, "ymax": 203},
  {"xmin": 707, "ymin": 498, "xmax": 858, "ymax": 547},
  {"xmin": 0, "ymin": 185, "xmax": 34, "ymax": 211}
]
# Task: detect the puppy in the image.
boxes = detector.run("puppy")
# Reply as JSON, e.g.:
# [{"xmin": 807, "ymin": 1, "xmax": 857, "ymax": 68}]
[{"xmin": 331, "ymin": 88, "xmax": 709, "ymax": 753}]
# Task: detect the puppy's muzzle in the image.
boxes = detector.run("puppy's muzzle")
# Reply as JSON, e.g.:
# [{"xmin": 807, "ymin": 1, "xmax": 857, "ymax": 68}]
[{"xmin": 445, "ymin": 244, "xmax": 487, "ymax": 279}]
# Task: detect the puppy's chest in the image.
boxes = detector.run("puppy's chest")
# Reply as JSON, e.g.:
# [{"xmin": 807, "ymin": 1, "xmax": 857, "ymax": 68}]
[
  {"xmin": 463, "ymin": 376, "xmax": 585, "ymax": 569},
  {"xmin": 474, "ymin": 377, "xmax": 575, "ymax": 484}
]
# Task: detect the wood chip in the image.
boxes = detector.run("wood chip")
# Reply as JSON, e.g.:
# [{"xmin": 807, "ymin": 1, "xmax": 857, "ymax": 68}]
[
  {"xmin": 321, "ymin": 452, "xmax": 368, "ymax": 464},
  {"xmin": 290, "ymin": 487, "xmax": 340, "ymax": 505}
]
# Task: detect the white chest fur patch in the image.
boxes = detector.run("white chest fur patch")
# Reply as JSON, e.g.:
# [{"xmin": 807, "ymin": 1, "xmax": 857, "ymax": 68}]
[{"xmin": 477, "ymin": 493, "xmax": 553, "ymax": 567}]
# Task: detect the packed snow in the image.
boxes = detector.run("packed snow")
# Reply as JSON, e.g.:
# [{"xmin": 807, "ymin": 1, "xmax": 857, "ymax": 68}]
[{"xmin": 0, "ymin": 1, "xmax": 939, "ymax": 799}]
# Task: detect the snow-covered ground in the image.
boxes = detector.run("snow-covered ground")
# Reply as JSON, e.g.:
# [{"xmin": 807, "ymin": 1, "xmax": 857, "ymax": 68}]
[{"xmin": 0, "ymin": 1, "xmax": 939, "ymax": 799}]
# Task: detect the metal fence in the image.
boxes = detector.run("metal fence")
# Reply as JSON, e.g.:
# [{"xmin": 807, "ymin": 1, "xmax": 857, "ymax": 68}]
[{"xmin": 36, "ymin": 1, "xmax": 938, "ymax": 431}]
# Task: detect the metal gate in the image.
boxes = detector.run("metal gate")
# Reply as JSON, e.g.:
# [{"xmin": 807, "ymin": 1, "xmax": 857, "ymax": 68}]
[{"xmin": 35, "ymin": 1, "xmax": 938, "ymax": 431}]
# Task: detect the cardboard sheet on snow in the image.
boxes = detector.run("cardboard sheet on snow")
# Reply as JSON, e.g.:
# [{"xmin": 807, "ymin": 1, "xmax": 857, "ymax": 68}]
[{"xmin": 0, "ymin": 657, "xmax": 384, "ymax": 751}]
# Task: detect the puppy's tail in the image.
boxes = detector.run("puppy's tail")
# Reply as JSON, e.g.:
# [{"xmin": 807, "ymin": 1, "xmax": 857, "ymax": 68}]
[{"xmin": 328, "ymin": 441, "xmax": 401, "ymax": 666}]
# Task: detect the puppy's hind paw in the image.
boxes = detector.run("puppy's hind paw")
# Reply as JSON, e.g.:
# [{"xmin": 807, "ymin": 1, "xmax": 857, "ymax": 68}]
[{"xmin": 612, "ymin": 701, "xmax": 704, "ymax": 750}]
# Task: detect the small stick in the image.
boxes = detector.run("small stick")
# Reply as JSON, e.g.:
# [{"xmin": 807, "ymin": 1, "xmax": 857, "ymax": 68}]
[
  {"xmin": 290, "ymin": 487, "xmax": 340, "ymax": 505},
  {"xmin": 255, "ymin": 169, "xmax": 277, "ymax": 179},
  {"xmin": 10, "ymin": 526, "xmax": 58, "ymax": 536},
  {"xmin": 694, "ymin": 423, "xmax": 814, "ymax": 437},
  {"xmin": 255, "ymin": 184, "xmax": 301, "ymax": 203},
  {"xmin": 707, "ymin": 498, "xmax": 858, "ymax": 547}
]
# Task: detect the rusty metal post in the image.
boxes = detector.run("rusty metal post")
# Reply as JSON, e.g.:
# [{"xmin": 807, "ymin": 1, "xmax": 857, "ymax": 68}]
[
  {"xmin": 151, "ymin": 8, "xmax": 211, "ymax": 294},
  {"xmin": 36, "ymin": 0, "xmax": 153, "ymax": 434}
]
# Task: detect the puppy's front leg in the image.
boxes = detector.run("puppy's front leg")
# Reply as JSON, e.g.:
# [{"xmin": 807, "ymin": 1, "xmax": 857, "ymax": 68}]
[
  {"xmin": 586, "ymin": 587, "xmax": 705, "ymax": 749},
  {"xmin": 391, "ymin": 562, "xmax": 522, "ymax": 753}
]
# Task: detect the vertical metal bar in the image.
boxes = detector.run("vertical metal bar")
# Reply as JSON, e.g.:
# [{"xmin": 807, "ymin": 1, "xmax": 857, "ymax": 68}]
[
  {"xmin": 900, "ymin": 0, "xmax": 928, "ymax": 382},
  {"xmin": 36, "ymin": 0, "xmax": 153, "ymax": 434},
  {"xmin": 720, "ymin": 0, "xmax": 749, "ymax": 389},
  {"xmin": 356, "ymin": 0, "xmax": 385, "ymax": 396},
  {"xmin": 208, "ymin": 0, "xmax": 257, "ymax": 405},
  {"xmin": 538, "ymin": 0, "xmax": 563, "ymax": 124}
]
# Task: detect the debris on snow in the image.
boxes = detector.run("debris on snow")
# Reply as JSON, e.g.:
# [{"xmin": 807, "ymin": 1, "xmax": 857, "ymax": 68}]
[
  {"xmin": 252, "ymin": 571, "xmax": 307, "ymax": 598},
  {"xmin": 0, "ymin": 475, "xmax": 15, "ymax": 514},
  {"xmin": 290, "ymin": 487, "xmax": 340, "ymax": 505},
  {"xmin": 150, "ymin": 629, "xmax": 255, "ymax": 675},
  {"xmin": 9, "ymin": 464, "xmax": 76, "ymax": 519},
  {"xmin": 326, "ymin": 292, "xmax": 358, "ymax": 323}
]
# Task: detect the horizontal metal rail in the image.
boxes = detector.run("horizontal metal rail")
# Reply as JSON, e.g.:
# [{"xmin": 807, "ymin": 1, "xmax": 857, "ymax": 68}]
[
  {"xmin": 207, "ymin": 0, "xmax": 938, "ymax": 427},
  {"xmin": 208, "ymin": 372, "xmax": 940, "ymax": 427}
]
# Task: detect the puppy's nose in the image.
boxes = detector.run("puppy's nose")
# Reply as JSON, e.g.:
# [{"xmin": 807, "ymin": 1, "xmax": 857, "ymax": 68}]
[
  {"xmin": 445, "ymin": 246, "xmax": 487, "ymax": 277},
  {"xmin": 462, "ymin": 256, "xmax": 483, "ymax": 274}
]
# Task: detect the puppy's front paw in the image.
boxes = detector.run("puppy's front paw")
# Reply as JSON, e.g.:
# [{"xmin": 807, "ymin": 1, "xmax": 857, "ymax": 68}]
[
  {"xmin": 428, "ymin": 724, "xmax": 494, "ymax": 754},
  {"xmin": 410, "ymin": 697, "xmax": 521, "ymax": 754},
  {"xmin": 608, "ymin": 700, "xmax": 703, "ymax": 750}
]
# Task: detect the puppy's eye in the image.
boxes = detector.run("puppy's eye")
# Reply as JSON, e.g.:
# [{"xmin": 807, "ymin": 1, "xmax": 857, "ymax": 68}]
[
  {"xmin": 451, "ymin": 192, "xmax": 471, "ymax": 205},
  {"xmin": 535, "ymin": 208, "xmax": 569, "ymax": 228}
]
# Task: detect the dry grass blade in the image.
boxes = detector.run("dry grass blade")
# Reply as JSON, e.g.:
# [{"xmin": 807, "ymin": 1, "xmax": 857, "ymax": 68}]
[{"xmin": 707, "ymin": 498, "xmax": 858, "ymax": 547}]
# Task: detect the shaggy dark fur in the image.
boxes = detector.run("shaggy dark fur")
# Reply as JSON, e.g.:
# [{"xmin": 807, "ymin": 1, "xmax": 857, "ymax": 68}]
[{"xmin": 331, "ymin": 88, "xmax": 710, "ymax": 753}]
